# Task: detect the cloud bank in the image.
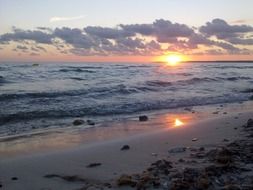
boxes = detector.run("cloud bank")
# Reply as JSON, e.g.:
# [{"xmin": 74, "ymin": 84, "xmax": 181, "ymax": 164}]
[{"xmin": 0, "ymin": 18, "xmax": 252, "ymax": 56}]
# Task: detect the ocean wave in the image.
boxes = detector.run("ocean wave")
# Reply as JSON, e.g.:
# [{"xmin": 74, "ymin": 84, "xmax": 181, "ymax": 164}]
[
  {"xmin": 216, "ymin": 76, "xmax": 251, "ymax": 81},
  {"xmin": 0, "ymin": 84, "xmax": 147, "ymax": 101},
  {"xmin": 176, "ymin": 76, "xmax": 251, "ymax": 85},
  {"xmin": 240, "ymin": 88, "xmax": 253, "ymax": 93},
  {"xmin": 177, "ymin": 77, "xmax": 218, "ymax": 85},
  {"xmin": 64, "ymin": 66, "xmax": 103, "ymax": 69},
  {"xmin": 59, "ymin": 68, "xmax": 96, "ymax": 73},
  {"xmin": 0, "ymin": 76, "xmax": 10, "ymax": 85},
  {"xmin": 114, "ymin": 65, "xmax": 153, "ymax": 69},
  {"xmin": 70, "ymin": 77, "xmax": 85, "ymax": 81},
  {"xmin": 0, "ymin": 94, "xmax": 248, "ymax": 125},
  {"xmin": 145, "ymin": 80, "xmax": 172, "ymax": 87},
  {"xmin": 208, "ymin": 65, "xmax": 253, "ymax": 69}
]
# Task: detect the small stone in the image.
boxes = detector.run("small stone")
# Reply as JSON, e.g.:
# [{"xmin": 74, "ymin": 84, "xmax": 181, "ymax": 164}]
[
  {"xmin": 199, "ymin": 147, "xmax": 205, "ymax": 151},
  {"xmin": 151, "ymin": 153, "xmax": 158, "ymax": 156},
  {"xmin": 73, "ymin": 119, "xmax": 84, "ymax": 126},
  {"xmin": 222, "ymin": 184, "xmax": 241, "ymax": 190},
  {"xmin": 213, "ymin": 111, "xmax": 219, "ymax": 114},
  {"xmin": 117, "ymin": 174, "xmax": 136, "ymax": 187},
  {"xmin": 169, "ymin": 147, "xmax": 186, "ymax": 153},
  {"xmin": 192, "ymin": 138, "xmax": 198, "ymax": 141},
  {"xmin": 234, "ymin": 117, "xmax": 238, "ymax": 119},
  {"xmin": 216, "ymin": 148, "xmax": 232, "ymax": 164},
  {"xmin": 246, "ymin": 119, "xmax": 253, "ymax": 128},
  {"xmin": 11, "ymin": 177, "xmax": 18, "ymax": 181},
  {"xmin": 178, "ymin": 158, "xmax": 185, "ymax": 162},
  {"xmin": 196, "ymin": 177, "xmax": 209, "ymax": 189},
  {"xmin": 190, "ymin": 152, "xmax": 205, "ymax": 159},
  {"xmin": 87, "ymin": 119, "xmax": 95, "ymax": 125},
  {"xmin": 86, "ymin": 163, "xmax": 101, "ymax": 168},
  {"xmin": 86, "ymin": 187, "xmax": 99, "ymax": 190},
  {"xmin": 234, "ymin": 127, "xmax": 238, "ymax": 130},
  {"xmin": 223, "ymin": 139, "xmax": 229, "ymax": 142},
  {"xmin": 223, "ymin": 112, "xmax": 227, "ymax": 114},
  {"xmin": 139, "ymin": 115, "xmax": 148, "ymax": 122},
  {"xmin": 121, "ymin": 145, "xmax": 130, "ymax": 151}
]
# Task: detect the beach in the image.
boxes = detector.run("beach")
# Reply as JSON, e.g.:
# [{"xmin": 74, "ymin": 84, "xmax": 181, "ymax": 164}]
[
  {"xmin": 1, "ymin": 0, "xmax": 253, "ymax": 189},
  {"xmin": 1, "ymin": 102, "xmax": 253, "ymax": 190}
]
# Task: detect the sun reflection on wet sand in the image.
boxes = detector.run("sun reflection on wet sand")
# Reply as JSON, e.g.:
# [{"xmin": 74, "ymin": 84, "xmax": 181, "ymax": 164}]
[
  {"xmin": 174, "ymin": 118, "xmax": 184, "ymax": 127},
  {"xmin": 164, "ymin": 113, "xmax": 195, "ymax": 129}
]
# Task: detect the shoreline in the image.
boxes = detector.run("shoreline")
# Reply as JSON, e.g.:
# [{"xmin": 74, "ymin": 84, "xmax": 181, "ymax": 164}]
[
  {"xmin": 0, "ymin": 103, "xmax": 253, "ymax": 189},
  {"xmin": 1, "ymin": 101, "xmax": 253, "ymax": 158}
]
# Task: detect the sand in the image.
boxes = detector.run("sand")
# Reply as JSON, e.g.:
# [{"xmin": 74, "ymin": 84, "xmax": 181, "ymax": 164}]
[{"xmin": 0, "ymin": 103, "xmax": 253, "ymax": 190}]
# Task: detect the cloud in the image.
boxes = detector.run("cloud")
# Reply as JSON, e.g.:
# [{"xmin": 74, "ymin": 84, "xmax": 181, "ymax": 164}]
[
  {"xmin": 84, "ymin": 26, "xmax": 134, "ymax": 39},
  {"xmin": 120, "ymin": 19, "xmax": 194, "ymax": 43},
  {"xmin": 0, "ymin": 18, "xmax": 252, "ymax": 56},
  {"xmin": 200, "ymin": 19, "xmax": 253, "ymax": 39},
  {"xmin": 0, "ymin": 28, "xmax": 53, "ymax": 44},
  {"xmin": 54, "ymin": 27, "xmax": 95, "ymax": 49},
  {"xmin": 16, "ymin": 45, "xmax": 28, "ymax": 50},
  {"xmin": 49, "ymin": 15, "xmax": 85, "ymax": 22},
  {"xmin": 31, "ymin": 45, "xmax": 47, "ymax": 52},
  {"xmin": 230, "ymin": 19, "xmax": 253, "ymax": 24}
]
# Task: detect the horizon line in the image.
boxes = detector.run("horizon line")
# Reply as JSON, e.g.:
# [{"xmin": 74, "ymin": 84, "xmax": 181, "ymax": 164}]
[{"xmin": 1, "ymin": 60, "xmax": 253, "ymax": 64}]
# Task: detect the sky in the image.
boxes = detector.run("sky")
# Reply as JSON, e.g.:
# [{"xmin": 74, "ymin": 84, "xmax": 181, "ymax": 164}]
[{"xmin": 0, "ymin": 0, "xmax": 253, "ymax": 62}]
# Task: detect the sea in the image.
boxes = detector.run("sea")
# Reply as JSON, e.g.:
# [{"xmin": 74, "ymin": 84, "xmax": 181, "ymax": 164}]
[{"xmin": 0, "ymin": 61, "xmax": 253, "ymax": 137}]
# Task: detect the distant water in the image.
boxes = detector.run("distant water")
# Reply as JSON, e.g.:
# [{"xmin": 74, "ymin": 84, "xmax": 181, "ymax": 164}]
[{"xmin": 0, "ymin": 62, "xmax": 253, "ymax": 137}]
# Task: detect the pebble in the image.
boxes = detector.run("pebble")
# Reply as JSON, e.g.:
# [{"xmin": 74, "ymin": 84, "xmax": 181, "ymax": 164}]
[
  {"xmin": 117, "ymin": 174, "xmax": 136, "ymax": 187},
  {"xmin": 86, "ymin": 163, "xmax": 101, "ymax": 168},
  {"xmin": 192, "ymin": 138, "xmax": 198, "ymax": 141},
  {"xmin": 87, "ymin": 119, "xmax": 95, "ymax": 125},
  {"xmin": 246, "ymin": 118, "xmax": 253, "ymax": 128},
  {"xmin": 121, "ymin": 145, "xmax": 130, "ymax": 151},
  {"xmin": 169, "ymin": 147, "xmax": 186, "ymax": 153},
  {"xmin": 11, "ymin": 177, "xmax": 18, "ymax": 181},
  {"xmin": 73, "ymin": 119, "xmax": 84, "ymax": 125},
  {"xmin": 151, "ymin": 153, "xmax": 158, "ymax": 156},
  {"xmin": 139, "ymin": 115, "xmax": 148, "ymax": 122}
]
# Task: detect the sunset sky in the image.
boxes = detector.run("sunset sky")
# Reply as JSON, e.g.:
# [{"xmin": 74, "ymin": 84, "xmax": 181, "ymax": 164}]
[{"xmin": 0, "ymin": 0, "xmax": 253, "ymax": 62}]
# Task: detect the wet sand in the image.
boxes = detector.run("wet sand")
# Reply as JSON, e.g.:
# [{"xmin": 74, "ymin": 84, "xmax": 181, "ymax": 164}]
[{"xmin": 0, "ymin": 103, "xmax": 253, "ymax": 189}]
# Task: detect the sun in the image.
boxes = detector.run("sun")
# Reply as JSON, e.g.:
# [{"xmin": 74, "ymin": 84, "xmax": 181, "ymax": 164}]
[{"xmin": 166, "ymin": 55, "xmax": 182, "ymax": 66}]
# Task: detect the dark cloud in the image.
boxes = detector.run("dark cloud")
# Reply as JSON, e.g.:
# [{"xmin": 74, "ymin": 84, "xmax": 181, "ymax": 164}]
[
  {"xmin": 0, "ymin": 18, "xmax": 252, "ymax": 56},
  {"xmin": 187, "ymin": 33, "xmax": 214, "ymax": 49},
  {"xmin": 226, "ymin": 37, "xmax": 253, "ymax": 45},
  {"xmin": 84, "ymin": 26, "xmax": 134, "ymax": 39},
  {"xmin": 54, "ymin": 27, "xmax": 95, "ymax": 49},
  {"xmin": 214, "ymin": 41, "xmax": 241, "ymax": 54},
  {"xmin": 120, "ymin": 19, "xmax": 194, "ymax": 43},
  {"xmin": 0, "ymin": 28, "xmax": 53, "ymax": 44},
  {"xmin": 200, "ymin": 19, "xmax": 253, "ymax": 39}
]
